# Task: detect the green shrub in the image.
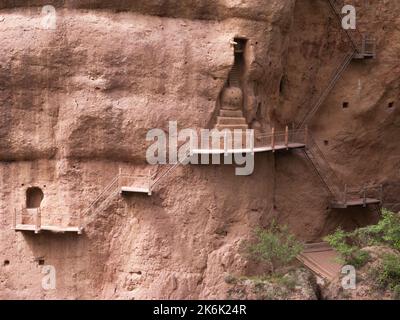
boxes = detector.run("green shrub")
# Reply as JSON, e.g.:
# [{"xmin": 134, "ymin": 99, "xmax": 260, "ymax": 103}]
[
  {"xmin": 324, "ymin": 229, "xmax": 370, "ymax": 268},
  {"xmin": 374, "ymin": 253, "xmax": 400, "ymax": 291},
  {"xmin": 325, "ymin": 209, "xmax": 400, "ymax": 268},
  {"xmin": 246, "ymin": 222, "xmax": 303, "ymax": 274},
  {"xmin": 352, "ymin": 209, "xmax": 400, "ymax": 250}
]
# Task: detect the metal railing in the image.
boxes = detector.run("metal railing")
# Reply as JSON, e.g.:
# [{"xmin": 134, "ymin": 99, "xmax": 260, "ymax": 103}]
[
  {"xmin": 191, "ymin": 127, "xmax": 308, "ymax": 152},
  {"xmin": 298, "ymin": 1, "xmax": 376, "ymax": 128},
  {"xmin": 151, "ymin": 149, "xmax": 191, "ymax": 190},
  {"xmin": 255, "ymin": 127, "xmax": 308, "ymax": 150},
  {"xmin": 13, "ymin": 208, "xmax": 83, "ymax": 234},
  {"xmin": 304, "ymin": 133, "xmax": 383, "ymax": 205},
  {"xmin": 327, "ymin": 0, "xmax": 364, "ymax": 52},
  {"xmin": 342, "ymin": 184, "xmax": 383, "ymax": 205},
  {"xmin": 327, "ymin": 0, "xmax": 376, "ymax": 56},
  {"xmin": 298, "ymin": 51, "xmax": 355, "ymax": 128},
  {"xmin": 81, "ymin": 174, "xmax": 121, "ymax": 219},
  {"xmin": 303, "ymin": 134, "xmax": 343, "ymax": 198}
]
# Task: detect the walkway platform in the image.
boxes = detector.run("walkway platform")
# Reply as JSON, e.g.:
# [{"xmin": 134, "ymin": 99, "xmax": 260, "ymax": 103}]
[
  {"xmin": 119, "ymin": 173, "xmax": 153, "ymax": 196},
  {"xmin": 15, "ymin": 224, "xmax": 83, "ymax": 234},
  {"xmin": 13, "ymin": 208, "xmax": 83, "ymax": 235},
  {"xmin": 191, "ymin": 143, "xmax": 306, "ymax": 155},
  {"xmin": 330, "ymin": 197, "xmax": 381, "ymax": 209},
  {"xmin": 297, "ymin": 242, "xmax": 342, "ymax": 281},
  {"xmin": 120, "ymin": 186, "xmax": 152, "ymax": 195}
]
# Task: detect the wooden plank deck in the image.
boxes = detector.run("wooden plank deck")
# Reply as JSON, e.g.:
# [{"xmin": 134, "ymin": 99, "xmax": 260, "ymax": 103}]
[
  {"xmin": 297, "ymin": 242, "xmax": 342, "ymax": 281},
  {"xmin": 191, "ymin": 143, "xmax": 306, "ymax": 155},
  {"xmin": 15, "ymin": 224, "xmax": 83, "ymax": 234},
  {"xmin": 330, "ymin": 198, "xmax": 381, "ymax": 209}
]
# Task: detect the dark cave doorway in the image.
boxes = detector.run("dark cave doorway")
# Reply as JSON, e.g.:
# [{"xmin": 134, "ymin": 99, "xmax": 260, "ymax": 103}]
[{"xmin": 26, "ymin": 187, "xmax": 44, "ymax": 209}]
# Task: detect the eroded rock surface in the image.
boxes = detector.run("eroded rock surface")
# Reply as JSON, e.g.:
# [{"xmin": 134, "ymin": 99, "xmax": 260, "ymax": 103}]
[{"xmin": 1, "ymin": 0, "xmax": 399, "ymax": 299}]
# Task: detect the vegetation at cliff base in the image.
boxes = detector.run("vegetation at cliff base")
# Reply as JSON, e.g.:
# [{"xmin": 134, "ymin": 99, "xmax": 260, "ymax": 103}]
[
  {"xmin": 325, "ymin": 209, "xmax": 400, "ymax": 297},
  {"xmin": 246, "ymin": 221, "xmax": 303, "ymax": 274}
]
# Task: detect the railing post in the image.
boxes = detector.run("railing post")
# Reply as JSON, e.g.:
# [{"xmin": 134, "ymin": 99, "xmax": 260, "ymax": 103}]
[
  {"xmin": 271, "ymin": 127, "xmax": 275, "ymax": 152},
  {"xmin": 78, "ymin": 211, "xmax": 83, "ymax": 235},
  {"xmin": 363, "ymin": 185, "xmax": 367, "ymax": 207},
  {"xmin": 304, "ymin": 125, "xmax": 309, "ymax": 147},
  {"xmin": 362, "ymin": 35, "xmax": 366, "ymax": 55},
  {"xmin": 224, "ymin": 130, "xmax": 228, "ymax": 156},
  {"xmin": 35, "ymin": 208, "xmax": 41, "ymax": 234},
  {"xmin": 380, "ymin": 184, "xmax": 384, "ymax": 204},
  {"xmin": 12, "ymin": 208, "xmax": 16, "ymax": 230},
  {"xmin": 250, "ymin": 130, "xmax": 254, "ymax": 155},
  {"xmin": 285, "ymin": 126, "xmax": 289, "ymax": 149},
  {"xmin": 118, "ymin": 168, "xmax": 122, "ymax": 190}
]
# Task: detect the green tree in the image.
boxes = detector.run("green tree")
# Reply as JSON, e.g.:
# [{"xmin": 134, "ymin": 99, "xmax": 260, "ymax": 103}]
[{"xmin": 247, "ymin": 221, "xmax": 303, "ymax": 274}]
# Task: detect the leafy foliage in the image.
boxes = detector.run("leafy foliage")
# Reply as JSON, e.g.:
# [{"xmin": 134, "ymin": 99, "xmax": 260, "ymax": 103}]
[
  {"xmin": 325, "ymin": 210, "xmax": 400, "ymax": 297},
  {"xmin": 324, "ymin": 229, "xmax": 370, "ymax": 268},
  {"xmin": 246, "ymin": 221, "xmax": 303, "ymax": 274},
  {"xmin": 371, "ymin": 253, "xmax": 400, "ymax": 293},
  {"xmin": 352, "ymin": 209, "xmax": 400, "ymax": 250}
]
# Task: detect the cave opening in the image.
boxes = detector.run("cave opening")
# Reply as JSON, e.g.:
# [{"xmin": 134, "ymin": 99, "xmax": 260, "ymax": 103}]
[
  {"xmin": 26, "ymin": 187, "xmax": 44, "ymax": 209},
  {"xmin": 342, "ymin": 102, "xmax": 349, "ymax": 109},
  {"xmin": 228, "ymin": 37, "xmax": 248, "ymax": 87}
]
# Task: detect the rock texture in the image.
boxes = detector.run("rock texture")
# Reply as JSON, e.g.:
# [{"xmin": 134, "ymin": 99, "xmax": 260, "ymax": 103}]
[{"xmin": 0, "ymin": 0, "xmax": 399, "ymax": 299}]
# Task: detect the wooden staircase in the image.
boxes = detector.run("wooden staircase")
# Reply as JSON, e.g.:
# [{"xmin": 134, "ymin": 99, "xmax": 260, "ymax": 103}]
[{"xmin": 301, "ymin": 134, "xmax": 382, "ymax": 209}]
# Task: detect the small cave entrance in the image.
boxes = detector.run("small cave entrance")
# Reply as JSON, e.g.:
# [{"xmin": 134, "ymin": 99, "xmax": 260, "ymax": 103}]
[
  {"xmin": 342, "ymin": 102, "xmax": 349, "ymax": 109},
  {"xmin": 26, "ymin": 187, "xmax": 44, "ymax": 209},
  {"xmin": 228, "ymin": 37, "xmax": 248, "ymax": 87}
]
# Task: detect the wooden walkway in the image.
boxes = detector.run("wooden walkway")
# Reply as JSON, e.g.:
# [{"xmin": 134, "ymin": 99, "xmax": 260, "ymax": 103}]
[
  {"xmin": 191, "ymin": 127, "xmax": 307, "ymax": 155},
  {"xmin": 297, "ymin": 242, "xmax": 342, "ymax": 281},
  {"xmin": 15, "ymin": 224, "xmax": 82, "ymax": 234},
  {"xmin": 13, "ymin": 208, "xmax": 83, "ymax": 235},
  {"xmin": 120, "ymin": 186, "xmax": 152, "ymax": 195},
  {"xmin": 191, "ymin": 142, "xmax": 305, "ymax": 155},
  {"xmin": 331, "ymin": 197, "xmax": 381, "ymax": 209}
]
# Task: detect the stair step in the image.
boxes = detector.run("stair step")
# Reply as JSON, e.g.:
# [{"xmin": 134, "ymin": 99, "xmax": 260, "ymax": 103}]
[
  {"xmin": 219, "ymin": 109, "xmax": 244, "ymax": 117},
  {"xmin": 215, "ymin": 124, "xmax": 249, "ymax": 131},
  {"xmin": 217, "ymin": 116, "xmax": 247, "ymax": 125}
]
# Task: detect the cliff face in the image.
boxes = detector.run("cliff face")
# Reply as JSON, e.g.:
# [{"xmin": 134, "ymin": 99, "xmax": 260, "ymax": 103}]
[{"xmin": 0, "ymin": 0, "xmax": 399, "ymax": 299}]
